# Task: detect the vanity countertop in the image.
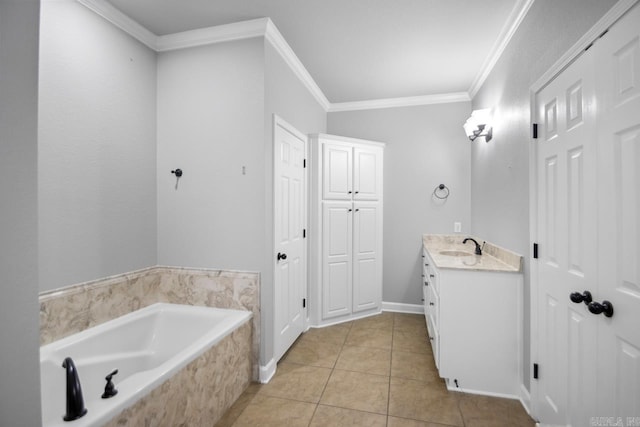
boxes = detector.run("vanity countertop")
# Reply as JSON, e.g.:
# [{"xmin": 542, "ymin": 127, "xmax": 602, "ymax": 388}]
[{"xmin": 423, "ymin": 234, "xmax": 523, "ymax": 273}]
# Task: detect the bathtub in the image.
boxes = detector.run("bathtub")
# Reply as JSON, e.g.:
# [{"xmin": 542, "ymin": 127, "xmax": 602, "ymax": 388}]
[{"xmin": 40, "ymin": 303, "xmax": 252, "ymax": 427}]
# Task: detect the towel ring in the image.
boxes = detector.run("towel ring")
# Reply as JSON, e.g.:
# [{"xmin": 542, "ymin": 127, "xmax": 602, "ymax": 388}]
[{"xmin": 433, "ymin": 184, "xmax": 450, "ymax": 200}]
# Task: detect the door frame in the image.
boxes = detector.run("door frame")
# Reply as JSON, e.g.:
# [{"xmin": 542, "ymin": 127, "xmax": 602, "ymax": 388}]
[
  {"xmin": 272, "ymin": 114, "xmax": 309, "ymax": 361},
  {"xmin": 527, "ymin": 0, "xmax": 639, "ymax": 421}
]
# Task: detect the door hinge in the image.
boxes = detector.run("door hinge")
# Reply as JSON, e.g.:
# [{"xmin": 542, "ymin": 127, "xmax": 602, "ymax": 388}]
[
  {"xmin": 303, "ymin": 229, "xmax": 306, "ymax": 238},
  {"xmin": 533, "ymin": 363, "xmax": 539, "ymax": 379},
  {"xmin": 302, "ymin": 298, "xmax": 306, "ymax": 308},
  {"xmin": 532, "ymin": 123, "xmax": 538, "ymax": 139},
  {"xmin": 303, "ymin": 159, "xmax": 306, "ymax": 168},
  {"xmin": 533, "ymin": 243, "xmax": 539, "ymax": 259}
]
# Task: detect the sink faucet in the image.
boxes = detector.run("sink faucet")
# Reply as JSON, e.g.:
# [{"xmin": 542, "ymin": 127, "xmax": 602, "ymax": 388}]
[
  {"xmin": 463, "ymin": 238, "xmax": 483, "ymax": 255},
  {"xmin": 62, "ymin": 357, "xmax": 87, "ymax": 421}
]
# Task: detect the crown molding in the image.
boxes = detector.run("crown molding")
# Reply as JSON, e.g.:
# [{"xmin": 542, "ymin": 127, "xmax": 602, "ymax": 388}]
[
  {"xmin": 264, "ymin": 20, "xmax": 331, "ymax": 111},
  {"xmin": 156, "ymin": 18, "xmax": 268, "ymax": 52},
  {"xmin": 328, "ymin": 92, "xmax": 470, "ymax": 112},
  {"xmin": 468, "ymin": 0, "xmax": 535, "ymax": 99},
  {"xmin": 77, "ymin": 0, "xmax": 157, "ymax": 50}
]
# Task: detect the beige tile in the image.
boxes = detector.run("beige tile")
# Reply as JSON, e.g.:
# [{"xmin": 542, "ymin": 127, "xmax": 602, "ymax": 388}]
[
  {"xmin": 391, "ymin": 350, "xmax": 440, "ymax": 383},
  {"xmin": 310, "ymin": 405, "xmax": 387, "ymax": 427},
  {"xmin": 335, "ymin": 345, "xmax": 391, "ymax": 376},
  {"xmin": 213, "ymin": 391, "xmax": 256, "ymax": 427},
  {"xmin": 350, "ymin": 312, "xmax": 394, "ymax": 331},
  {"xmin": 282, "ymin": 339, "xmax": 342, "ymax": 368},
  {"xmin": 393, "ymin": 313, "xmax": 428, "ymax": 334},
  {"xmin": 387, "ymin": 416, "xmax": 452, "ymax": 427},
  {"xmin": 258, "ymin": 362, "xmax": 332, "ymax": 403},
  {"xmin": 345, "ymin": 326, "xmax": 392, "ymax": 349},
  {"xmin": 320, "ymin": 369, "xmax": 390, "ymax": 414},
  {"xmin": 389, "ymin": 377, "xmax": 464, "ymax": 426},
  {"xmin": 232, "ymin": 394, "xmax": 316, "ymax": 427},
  {"xmin": 392, "ymin": 329, "xmax": 431, "ymax": 354},
  {"xmin": 300, "ymin": 323, "xmax": 351, "ymax": 346},
  {"xmin": 244, "ymin": 381, "xmax": 263, "ymax": 394},
  {"xmin": 457, "ymin": 393, "xmax": 536, "ymax": 427}
]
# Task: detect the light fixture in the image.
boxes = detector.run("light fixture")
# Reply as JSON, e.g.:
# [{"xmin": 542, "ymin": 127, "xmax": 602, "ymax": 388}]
[{"xmin": 463, "ymin": 108, "xmax": 493, "ymax": 142}]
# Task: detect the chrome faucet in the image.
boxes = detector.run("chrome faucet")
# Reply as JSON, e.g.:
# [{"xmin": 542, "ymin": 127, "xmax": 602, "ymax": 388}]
[
  {"xmin": 463, "ymin": 238, "xmax": 483, "ymax": 255},
  {"xmin": 62, "ymin": 357, "xmax": 87, "ymax": 421}
]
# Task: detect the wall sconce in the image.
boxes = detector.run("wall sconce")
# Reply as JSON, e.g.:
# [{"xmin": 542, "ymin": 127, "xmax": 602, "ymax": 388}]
[{"xmin": 463, "ymin": 108, "xmax": 493, "ymax": 142}]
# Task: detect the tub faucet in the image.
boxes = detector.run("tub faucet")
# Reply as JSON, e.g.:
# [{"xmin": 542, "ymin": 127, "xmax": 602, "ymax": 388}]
[
  {"xmin": 62, "ymin": 357, "xmax": 87, "ymax": 421},
  {"xmin": 463, "ymin": 237, "xmax": 483, "ymax": 255}
]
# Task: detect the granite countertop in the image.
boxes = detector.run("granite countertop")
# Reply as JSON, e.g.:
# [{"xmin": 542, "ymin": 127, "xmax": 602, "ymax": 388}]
[{"xmin": 423, "ymin": 234, "xmax": 523, "ymax": 273}]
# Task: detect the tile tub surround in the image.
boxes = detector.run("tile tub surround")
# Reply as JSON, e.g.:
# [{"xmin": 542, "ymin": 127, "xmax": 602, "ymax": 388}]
[
  {"xmin": 423, "ymin": 234, "xmax": 523, "ymax": 272},
  {"xmin": 104, "ymin": 320, "xmax": 252, "ymax": 427},
  {"xmin": 39, "ymin": 266, "xmax": 260, "ymax": 379}
]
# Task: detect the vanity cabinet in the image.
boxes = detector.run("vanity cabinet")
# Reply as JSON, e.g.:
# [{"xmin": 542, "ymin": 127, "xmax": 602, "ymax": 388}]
[
  {"xmin": 422, "ymin": 242, "xmax": 523, "ymax": 397},
  {"xmin": 310, "ymin": 134, "xmax": 384, "ymax": 326}
]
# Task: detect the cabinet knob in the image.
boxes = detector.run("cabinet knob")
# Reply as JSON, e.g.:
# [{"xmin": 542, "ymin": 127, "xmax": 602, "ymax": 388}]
[
  {"xmin": 424, "ymin": 282, "xmax": 429, "ymax": 287},
  {"xmin": 430, "ymin": 274, "xmax": 435, "ymax": 278},
  {"xmin": 570, "ymin": 290, "xmax": 592, "ymax": 305},
  {"xmin": 277, "ymin": 252, "xmax": 287, "ymax": 261},
  {"xmin": 348, "ymin": 191, "xmax": 352, "ymax": 194},
  {"xmin": 429, "ymin": 302, "xmax": 435, "ymax": 306},
  {"xmin": 355, "ymin": 191, "xmax": 359, "ymax": 194},
  {"xmin": 588, "ymin": 300, "xmax": 614, "ymax": 318}
]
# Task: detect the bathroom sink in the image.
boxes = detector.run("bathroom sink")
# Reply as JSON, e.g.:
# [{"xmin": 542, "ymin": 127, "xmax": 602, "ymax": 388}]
[{"xmin": 439, "ymin": 250, "xmax": 474, "ymax": 257}]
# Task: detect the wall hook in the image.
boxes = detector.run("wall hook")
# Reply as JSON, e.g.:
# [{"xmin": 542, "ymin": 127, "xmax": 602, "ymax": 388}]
[
  {"xmin": 171, "ymin": 169, "xmax": 183, "ymax": 177},
  {"xmin": 433, "ymin": 183, "xmax": 450, "ymax": 200}
]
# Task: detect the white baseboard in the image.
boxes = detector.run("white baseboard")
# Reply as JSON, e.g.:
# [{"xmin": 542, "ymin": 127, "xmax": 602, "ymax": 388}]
[
  {"xmin": 519, "ymin": 383, "xmax": 534, "ymax": 418},
  {"xmin": 446, "ymin": 384, "xmax": 519, "ymax": 400},
  {"xmin": 382, "ymin": 301, "xmax": 424, "ymax": 314},
  {"xmin": 259, "ymin": 358, "xmax": 276, "ymax": 383}
]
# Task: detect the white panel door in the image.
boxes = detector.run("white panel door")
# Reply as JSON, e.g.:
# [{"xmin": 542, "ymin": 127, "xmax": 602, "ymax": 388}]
[
  {"xmin": 322, "ymin": 201, "xmax": 352, "ymax": 319},
  {"xmin": 274, "ymin": 117, "xmax": 306, "ymax": 363},
  {"xmin": 594, "ymin": 4, "xmax": 640, "ymax": 420},
  {"xmin": 536, "ymin": 46, "xmax": 598, "ymax": 426},
  {"xmin": 323, "ymin": 143, "xmax": 352, "ymax": 200},
  {"xmin": 353, "ymin": 147, "xmax": 381, "ymax": 201},
  {"xmin": 352, "ymin": 202, "xmax": 381, "ymax": 313}
]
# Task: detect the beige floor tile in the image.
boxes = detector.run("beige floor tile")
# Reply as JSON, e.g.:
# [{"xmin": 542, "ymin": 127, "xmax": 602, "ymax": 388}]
[
  {"xmin": 213, "ymin": 390, "xmax": 256, "ymax": 427},
  {"xmin": 392, "ymin": 329, "xmax": 431, "ymax": 354},
  {"xmin": 231, "ymin": 394, "xmax": 317, "ymax": 427},
  {"xmin": 350, "ymin": 312, "xmax": 394, "ymax": 331},
  {"xmin": 282, "ymin": 339, "xmax": 342, "ymax": 368},
  {"xmin": 393, "ymin": 313, "xmax": 428, "ymax": 333},
  {"xmin": 257, "ymin": 362, "xmax": 332, "ymax": 403},
  {"xmin": 299, "ymin": 323, "xmax": 351, "ymax": 346},
  {"xmin": 389, "ymin": 377, "xmax": 464, "ymax": 426},
  {"xmin": 391, "ymin": 350, "xmax": 440, "ymax": 382},
  {"xmin": 345, "ymin": 326, "xmax": 392, "ymax": 349},
  {"xmin": 320, "ymin": 369, "xmax": 390, "ymax": 414},
  {"xmin": 310, "ymin": 405, "xmax": 387, "ymax": 427},
  {"xmin": 457, "ymin": 393, "xmax": 535, "ymax": 427},
  {"xmin": 387, "ymin": 416, "xmax": 453, "ymax": 427},
  {"xmin": 335, "ymin": 345, "xmax": 391, "ymax": 376},
  {"xmin": 244, "ymin": 381, "xmax": 263, "ymax": 394}
]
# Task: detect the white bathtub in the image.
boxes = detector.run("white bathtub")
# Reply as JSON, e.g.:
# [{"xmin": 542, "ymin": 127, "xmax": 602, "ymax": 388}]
[{"xmin": 40, "ymin": 303, "xmax": 252, "ymax": 427}]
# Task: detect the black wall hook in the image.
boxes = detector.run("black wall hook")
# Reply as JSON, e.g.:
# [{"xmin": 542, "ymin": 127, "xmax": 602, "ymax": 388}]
[{"xmin": 171, "ymin": 169, "xmax": 183, "ymax": 177}]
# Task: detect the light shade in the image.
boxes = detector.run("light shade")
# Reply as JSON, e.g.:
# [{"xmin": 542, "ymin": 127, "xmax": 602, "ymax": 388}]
[{"xmin": 463, "ymin": 108, "xmax": 493, "ymax": 142}]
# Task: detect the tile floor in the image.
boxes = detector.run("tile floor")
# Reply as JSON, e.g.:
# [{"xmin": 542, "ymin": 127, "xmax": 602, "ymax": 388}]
[{"xmin": 215, "ymin": 312, "xmax": 535, "ymax": 427}]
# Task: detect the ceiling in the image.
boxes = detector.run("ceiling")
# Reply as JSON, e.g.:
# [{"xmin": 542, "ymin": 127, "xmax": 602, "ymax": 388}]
[{"xmin": 105, "ymin": 0, "xmax": 527, "ymax": 105}]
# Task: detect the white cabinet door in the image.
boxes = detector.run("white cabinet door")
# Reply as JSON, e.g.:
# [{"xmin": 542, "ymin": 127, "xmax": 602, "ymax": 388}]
[
  {"xmin": 323, "ymin": 143, "xmax": 352, "ymax": 200},
  {"xmin": 322, "ymin": 201, "xmax": 352, "ymax": 319},
  {"xmin": 353, "ymin": 147, "xmax": 382, "ymax": 201},
  {"xmin": 352, "ymin": 202, "xmax": 381, "ymax": 313}
]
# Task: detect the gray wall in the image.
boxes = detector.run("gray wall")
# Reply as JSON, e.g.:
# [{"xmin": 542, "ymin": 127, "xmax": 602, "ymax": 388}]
[
  {"xmin": 470, "ymin": 0, "xmax": 617, "ymax": 391},
  {"xmin": 38, "ymin": 0, "xmax": 158, "ymax": 291},
  {"xmin": 263, "ymin": 41, "xmax": 327, "ymax": 364},
  {"xmin": 157, "ymin": 39, "xmax": 265, "ymax": 272},
  {"xmin": 328, "ymin": 102, "xmax": 472, "ymax": 305},
  {"xmin": 0, "ymin": 0, "xmax": 42, "ymax": 425}
]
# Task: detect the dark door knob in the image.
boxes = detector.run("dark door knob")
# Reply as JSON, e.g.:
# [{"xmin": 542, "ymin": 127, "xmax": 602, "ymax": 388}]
[
  {"xmin": 277, "ymin": 252, "xmax": 287, "ymax": 261},
  {"xmin": 570, "ymin": 290, "xmax": 593, "ymax": 305},
  {"xmin": 588, "ymin": 300, "xmax": 614, "ymax": 318}
]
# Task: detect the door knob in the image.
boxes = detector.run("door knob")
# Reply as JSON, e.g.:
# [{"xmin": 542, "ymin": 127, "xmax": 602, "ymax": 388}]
[
  {"xmin": 277, "ymin": 252, "xmax": 287, "ymax": 261},
  {"xmin": 588, "ymin": 300, "xmax": 614, "ymax": 318},
  {"xmin": 570, "ymin": 290, "xmax": 593, "ymax": 305}
]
